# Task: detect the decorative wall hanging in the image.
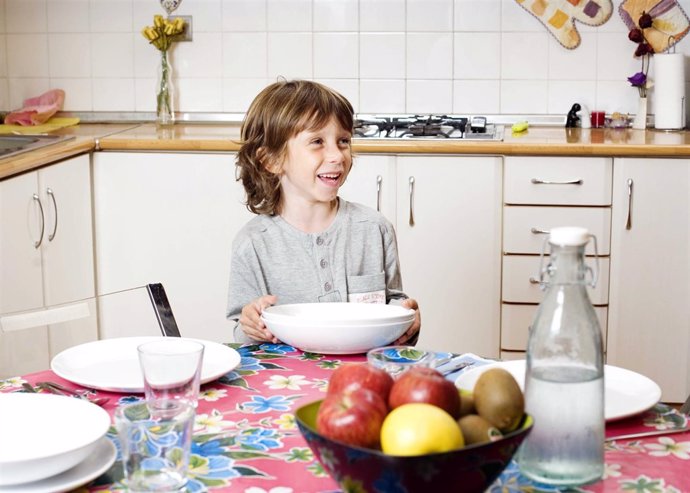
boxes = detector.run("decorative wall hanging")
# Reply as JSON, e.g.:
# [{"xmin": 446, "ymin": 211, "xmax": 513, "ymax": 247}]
[
  {"xmin": 514, "ymin": 0, "xmax": 613, "ymax": 49},
  {"xmin": 619, "ymin": 0, "xmax": 690, "ymax": 53}
]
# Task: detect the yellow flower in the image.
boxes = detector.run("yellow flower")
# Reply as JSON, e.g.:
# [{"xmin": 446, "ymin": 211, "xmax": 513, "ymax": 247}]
[
  {"xmin": 141, "ymin": 14, "xmax": 186, "ymax": 52},
  {"xmin": 153, "ymin": 14, "xmax": 165, "ymax": 28}
]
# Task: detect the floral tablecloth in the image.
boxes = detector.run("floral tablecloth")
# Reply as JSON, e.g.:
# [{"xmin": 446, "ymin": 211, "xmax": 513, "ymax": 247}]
[{"xmin": 1, "ymin": 343, "xmax": 688, "ymax": 493}]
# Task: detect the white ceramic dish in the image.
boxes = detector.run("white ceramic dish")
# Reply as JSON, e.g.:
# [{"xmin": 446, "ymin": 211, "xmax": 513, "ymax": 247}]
[
  {"xmin": 261, "ymin": 315, "xmax": 413, "ymax": 354},
  {"xmin": 0, "ymin": 437, "xmax": 116, "ymax": 493},
  {"xmin": 51, "ymin": 336, "xmax": 241, "ymax": 393},
  {"xmin": 0, "ymin": 393, "xmax": 111, "ymax": 486},
  {"xmin": 262, "ymin": 302, "xmax": 415, "ymax": 325},
  {"xmin": 455, "ymin": 359, "xmax": 662, "ymax": 422}
]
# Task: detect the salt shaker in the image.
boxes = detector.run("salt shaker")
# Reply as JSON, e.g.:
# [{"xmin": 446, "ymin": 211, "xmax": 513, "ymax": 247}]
[{"xmin": 517, "ymin": 226, "xmax": 604, "ymax": 486}]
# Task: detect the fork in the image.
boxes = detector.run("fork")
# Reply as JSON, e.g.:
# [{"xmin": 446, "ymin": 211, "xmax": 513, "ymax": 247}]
[{"xmin": 36, "ymin": 381, "xmax": 109, "ymax": 406}]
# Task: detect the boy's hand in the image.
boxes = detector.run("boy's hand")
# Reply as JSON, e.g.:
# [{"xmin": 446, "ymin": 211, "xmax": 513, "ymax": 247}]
[
  {"xmin": 240, "ymin": 295, "xmax": 278, "ymax": 342},
  {"xmin": 395, "ymin": 298, "xmax": 421, "ymax": 345}
]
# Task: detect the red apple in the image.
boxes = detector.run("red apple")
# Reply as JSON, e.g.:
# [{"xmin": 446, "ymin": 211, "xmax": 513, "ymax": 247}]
[
  {"xmin": 326, "ymin": 362, "xmax": 394, "ymax": 400},
  {"xmin": 388, "ymin": 366, "xmax": 461, "ymax": 419},
  {"xmin": 316, "ymin": 387, "xmax": 388, "ymax": 449}
]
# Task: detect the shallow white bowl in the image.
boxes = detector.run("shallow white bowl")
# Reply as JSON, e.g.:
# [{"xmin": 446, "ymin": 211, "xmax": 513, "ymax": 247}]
[
  {"xmin": 0, "ymin": 393, "xmax": 111, "ymax": 486},
  {"xmin": 262, "ymin": 302, "xmax": 415, "ymax": 325},
  {"xmin": 261, "ymin": 315, "xmax": 413, "ymax": 354}
]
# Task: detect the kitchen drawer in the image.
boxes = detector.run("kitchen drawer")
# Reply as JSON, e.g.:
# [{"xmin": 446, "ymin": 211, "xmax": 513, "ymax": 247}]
[
  {"xmin": 504, "ymin": 157, "xmax": 612, "ymax": 206},
  {"xmin": 501, "ymin": 303, "xmax": 608, "ymax": 351},
  {"xmin": 502, "ymin": 255, "xmax": 609, "ymax": 305},
  {"xmin": 503, "ymin": 206, "xmax": 611, "ymax": 255}
]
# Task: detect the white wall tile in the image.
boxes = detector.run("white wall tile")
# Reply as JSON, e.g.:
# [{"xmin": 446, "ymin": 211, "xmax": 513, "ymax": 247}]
[
  {"xmin": 548, "ymin": 35, "xmax": 596, "ymax": 80},
  {"xmin": 0, "ymin": 0, "xmax": 6, "ymax": 33},
  {"xmin": 48, "ymin": 34, "xmax": 91, "ymax": 78},
  {"xmin": 597, "ymin": 80, "xmax": 638, "ymax": 114},
  {"xmin": 501, "ymin": 0, "xmax": 541, "ymax": 32},
  {"xmin": 222, "ymin": 78, "xmax": 269, "ymax": 112},
  {"xmin": 132, "ymin": 0, "xmax": 161, "ymax": 31},
  {"xmin": 222, "ymin": 0, "xmax": 267, "ymax": 31},
  {"xmin": 90, "ymin": 0, "xmax": 133, "ymax": 33},
  {"xmin": 597, "ymin": 32, "xmax": 638, "ymax": 82},
  {"xmin": 547, "ymin": 80, "xmax": 596, "ymax": 115},
  {"xmin": 0, "ymin": 36, "xmax": 6, "ymax": 77},
  {"xmin": 92, "ymin": 77, "xmax": 134, "ymax": 110},
  {"xmin": 314, "ymin": 0, "xmax": 358, "ymax": 32},
  {"xmin": 91, "ymin": 33, "xmax": 134, "ymax": 78},
  {"xmin": 47, "ymin": 0, "xmax": 90, "ymax": 33},
  {"xmin": 51, "ymin": 77, "xmax": 93, "ymax": 110},
  {"xmin": 134, "ymin": 32, "xmax": 160, "ymax": 78},
  {"xmin": 502, "ymin": 32, "xmax": 548, "ymax": 79},
  {"xmin": 267, "ymin": 0, "xmax": 311, "ymax": 31},
  {"xmin": 359, "ymin": 78, "xmax": 405, "ymax": 113},
  {"xmin": 314, "ymin": 33, "xmax": 358, "ymax": 78},
  {"xmin": 406, "ymin": 79, "xmax": 451, "ymax": 113},
  {"xmin": 360, "ymin": 0, "xmax": 404, "ymax": 31},
  {"xmin": 7, "ymin": 34, "xmax": 48, "ymax": 77},
  {"xmin": 176, "ymin": 77, "xmax": 222, "ymax": 111},
  {"xmin": 453, "ymin": 79, "xmax": 500, "ymax": 113},
  {"xmin": 134, "ymin": 77, "xmax": 155, "ymax": 111},
  {"xmin": 0, "ymin": 79, "xmax": 8, "ymax": 109},
  {"xmin": 454, "ymin": 0, "xmax": 501, "ymax": 31},
  {"xmin": 407, "ymin": 0, "xmax": 452, "ymax": 32},
  {"xmin": 6, "ymin": 0, "xmax": 46, "ymax": 33},
  {"xmin": 407, "ymin": 33, "xmax": 452, "ymax": 79},
  {"xmin": 174, "ymin": 0, "xmax": 222, "ymax": 32},
  {"xmin": 360, "ymin": 33, "xmax": 405, "ymax": 79},
  {"xmin": 267, "ymin": 32, "xmax": 312, "ymax": 79},
  {"xmin": 500, "ymin": 80, "xmax": 548, "ymax": 114},
  {"xmin": 8, "ymin": 78, "xmax": 49, "ymax": 108},
  {"xmin": 454, "ymin": 32, "xmax": 500, "ymax": 79},
  {"xmin": 315, "ymin": 78, "xmax": 359, "ymax": 111},
  {"xmin": 223, "ymin": 32, "xmax": 267, "ymax": 78},
  {"xmin": 174, "ymin": 33, "xmax": 223, "ymax": 78}
]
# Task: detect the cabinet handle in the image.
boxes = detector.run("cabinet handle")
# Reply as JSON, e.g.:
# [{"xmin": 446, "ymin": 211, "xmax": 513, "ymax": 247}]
[
  {"xmin": 47, "ymin": 188, "xmax": 58, "ymax": 241},
  {"xmin": 529, "ymin": 276, "xmax": 541, "ymax": 284},
  {"xmin": 32, "ymin": 193, "xmax": 45, "ymax": 249},
  {"xmin": 626, "ymin": 178, "xmax": 633, "ymax": 230},
  {"xmin": 408, "ymin": 176, "xmax": 415, "ymax": 227},
  {"xmin": 530, "ymin": 177, "xmax": 583, "ymax": 185},
  {"xmin": 530, "ymin": 227, "xmax": 550, "ymax": 235},
  {"xmin": 376, "ymin": 175, "xmax": 382, "ymax": 212}
]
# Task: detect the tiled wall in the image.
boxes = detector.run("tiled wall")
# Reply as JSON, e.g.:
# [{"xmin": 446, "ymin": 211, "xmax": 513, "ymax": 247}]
[{"xmin": 2, "ymin": 0, "xmax": 689, "ymax": 117}]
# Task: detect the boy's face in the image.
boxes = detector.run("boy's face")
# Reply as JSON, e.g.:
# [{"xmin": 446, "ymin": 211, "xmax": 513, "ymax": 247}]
[{"xmin": 272, "ymin": 116, "xmax": 352, "ymax": 208}]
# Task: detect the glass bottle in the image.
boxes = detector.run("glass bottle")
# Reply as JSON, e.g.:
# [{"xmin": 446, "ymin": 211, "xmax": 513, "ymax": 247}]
[{"xmin": 517, "ymin": 226, "xmax": 604, "ymax": 486}]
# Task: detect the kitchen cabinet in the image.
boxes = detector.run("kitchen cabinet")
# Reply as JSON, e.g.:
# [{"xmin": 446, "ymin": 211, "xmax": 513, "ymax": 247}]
[
  {"xmin": 92, "ymin": 152, "xmax": 252, "ymax": 343},
  {"xmin": 339, "ymin": 154, "xmax": 396, "ymax": 223},
  {"xmin": 0, "ymin": 154, "xmax": 96, "ymax": 377},
  {"xmin": 501, "ymin": 156, "xmax": 613, "ymax": 359},
  {"xmin": 608, "ymin": 158, "xmax": 690, "ymax": 403}
]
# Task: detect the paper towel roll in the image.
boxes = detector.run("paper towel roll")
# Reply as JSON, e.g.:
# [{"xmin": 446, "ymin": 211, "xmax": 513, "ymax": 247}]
[{"xmin": 653, "ymin": 53, "xmax": 686, "ymax": 130}]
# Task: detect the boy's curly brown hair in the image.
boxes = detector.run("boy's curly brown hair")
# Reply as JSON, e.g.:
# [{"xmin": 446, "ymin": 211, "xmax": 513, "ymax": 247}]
[{"xmin": 236, "ymin": 80, "xmax": 354, "ymax": 215}]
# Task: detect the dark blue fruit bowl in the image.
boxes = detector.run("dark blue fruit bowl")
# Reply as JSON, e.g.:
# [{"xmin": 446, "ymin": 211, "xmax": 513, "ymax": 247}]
[{"xmin": 295, "ymin": 399, "xmax": 533, "ymax": 493}]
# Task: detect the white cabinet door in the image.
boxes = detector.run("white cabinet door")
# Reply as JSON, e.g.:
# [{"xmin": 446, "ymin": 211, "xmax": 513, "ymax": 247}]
[
  {"xmin": 339, "ymin": 154, "xmax": 396, "ymax": 224},
  {"xmin": 93, "ymin": 152, "xmax": 252, "ymax": 343},
  {"xmin": 395, "ymin": 155, "xmax": 502, "ymax": 357},
  {"xmin": 608, "ymin": 158, "xmax": 690, "ymax": 403}
]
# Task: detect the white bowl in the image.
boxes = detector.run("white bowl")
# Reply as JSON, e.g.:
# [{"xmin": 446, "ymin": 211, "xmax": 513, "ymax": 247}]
[
  {"xmin": 261, "ymin": 315, "xmax": 413, "ymax": 354},
  {"xmin": 0, "ymin": 393, "xmax": 111, "ymax": 486},
  {"xmin": 262, "ymin": 302, "xmax": 415, "ymax": 325}
]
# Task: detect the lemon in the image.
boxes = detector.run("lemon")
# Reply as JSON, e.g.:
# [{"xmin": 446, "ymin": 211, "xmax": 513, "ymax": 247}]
[{"xmin": 380, "ymin": 403, "xmax": 464, "ymax": 456}]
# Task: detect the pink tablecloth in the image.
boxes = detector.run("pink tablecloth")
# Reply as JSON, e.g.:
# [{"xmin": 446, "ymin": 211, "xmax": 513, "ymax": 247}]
[{"xmin": 1, "ymin": 343, "xmax": 688, "ymax": 493}]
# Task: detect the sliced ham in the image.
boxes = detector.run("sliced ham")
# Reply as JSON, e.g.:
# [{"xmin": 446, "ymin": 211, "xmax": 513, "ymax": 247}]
[{"xmin": 4, "ymin": 89, "xmax": 65, "ymax": 126}]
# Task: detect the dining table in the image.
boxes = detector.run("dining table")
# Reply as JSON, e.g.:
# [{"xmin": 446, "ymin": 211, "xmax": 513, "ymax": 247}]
[{"xmin": 1, "ymin": 342, "xmax": 689, "ymax": 493}]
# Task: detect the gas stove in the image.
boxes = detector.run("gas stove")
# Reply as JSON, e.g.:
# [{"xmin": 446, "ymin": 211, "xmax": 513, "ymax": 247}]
[{"xmin": 353, "ymin": 115, "xmax": 504, "ymax": 141}]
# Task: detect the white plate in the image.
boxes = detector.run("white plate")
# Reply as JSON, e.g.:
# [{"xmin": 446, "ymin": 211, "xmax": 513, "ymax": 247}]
[
  {"xmin": 51, "ymin": 336, "xmax": 241, "ymax": 393},
  {"xmin": 0, "ymin": 437, "xmax": 116, "ymax": 493},
  {"xmin": 455, "ymin": 359, "xmax": 662, "ymax": 422},
  {"xmin": 0, "ymin": 393, "xmax": 111, "ymax": 486},
  {"xmin": 262, "ymin": 303, "xmax": 415, "ymax": 325}
]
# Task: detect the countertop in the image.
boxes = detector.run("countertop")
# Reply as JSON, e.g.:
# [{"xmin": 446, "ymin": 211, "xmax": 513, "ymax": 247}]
[{"xmin": 3, "ymin": 122, "xmax": 690, "ymax": 180}]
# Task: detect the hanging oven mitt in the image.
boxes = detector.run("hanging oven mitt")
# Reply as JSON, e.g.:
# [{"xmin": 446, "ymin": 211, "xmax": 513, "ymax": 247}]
[
  {"xmin": 514, "ymin": 0, "xmax": 613, "ymax": 49},
  {"xmin": 619, "ymin": 0, "xmax": 690, "ymax": 53}
]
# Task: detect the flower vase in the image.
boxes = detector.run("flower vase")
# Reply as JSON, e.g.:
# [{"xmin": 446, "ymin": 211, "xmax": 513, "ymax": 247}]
[
  {"xmin": 156, "ymin": 50, "xmax": 175, "ymax": 126},
  {"xmin": 632, "ymin": 96, "xmax": 647, "ymax": 130}
]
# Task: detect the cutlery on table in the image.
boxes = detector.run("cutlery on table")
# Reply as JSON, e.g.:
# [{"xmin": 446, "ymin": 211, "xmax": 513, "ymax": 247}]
[
  {"xmin": 36, "ymin": 381, "xmax": 109, "ymax": 406},
  {"xmin": 606, "ymin": 426, "xmax": 690, "ymax": 442}
]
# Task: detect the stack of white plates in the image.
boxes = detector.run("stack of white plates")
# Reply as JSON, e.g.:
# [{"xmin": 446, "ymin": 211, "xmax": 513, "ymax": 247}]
[
  {"xmin": 261, "ymin": 302, "xmax": 415, "ymax": 354},
  {"xmin": 0, "ymin": 393, "xmax": 115, "ymax": 493}
]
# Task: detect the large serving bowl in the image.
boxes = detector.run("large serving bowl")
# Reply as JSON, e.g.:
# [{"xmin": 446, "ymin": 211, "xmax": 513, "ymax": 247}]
[
  {"xmin": 261, "ymin": 303, "xmax": 415, "ymax": 354},
  {"xmin": 295, "ymin": 399, "xmax": 533, "ymax": 493},
  {"xmin": 0, "ymin": 393, "xmax": 111, "ymax": 485}
]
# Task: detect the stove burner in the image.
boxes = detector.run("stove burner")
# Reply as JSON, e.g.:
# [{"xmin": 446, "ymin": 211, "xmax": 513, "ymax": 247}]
[{"xmin": 353, "ymin": 115, "xmax": 501, "ymax": 140}]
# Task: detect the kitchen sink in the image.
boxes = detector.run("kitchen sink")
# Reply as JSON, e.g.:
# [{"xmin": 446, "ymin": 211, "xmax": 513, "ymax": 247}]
[{"xmin": 0, "ymin": 134, "xmax": 75, "ymax": 159}]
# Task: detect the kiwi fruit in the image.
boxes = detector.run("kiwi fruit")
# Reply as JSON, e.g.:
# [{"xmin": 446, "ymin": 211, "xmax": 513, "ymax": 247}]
[
  {"xmin": 472, "ymin": 368, "xmax": 524, "ymax": 432},
  {"xmin": 457, "ymin": 414, "xmax": 502, "ymax": 445},
  {"xmin": 457, "ymin": 388, "xmax": 475, "ymax": 417}
]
